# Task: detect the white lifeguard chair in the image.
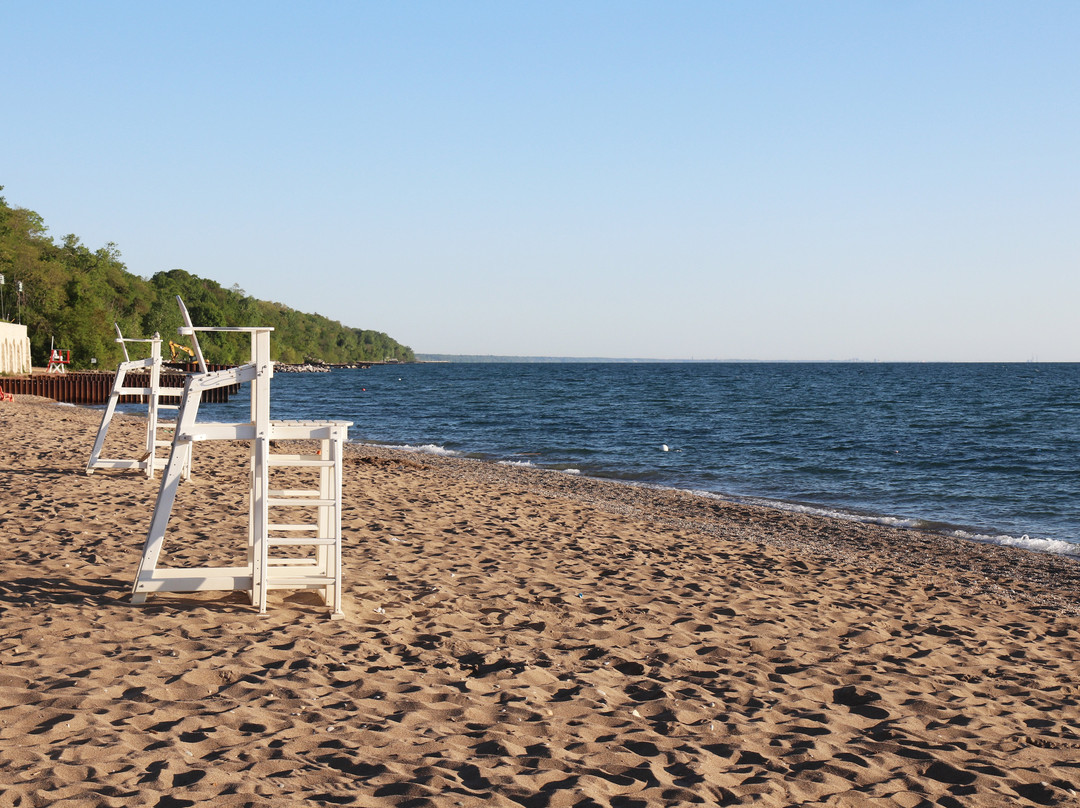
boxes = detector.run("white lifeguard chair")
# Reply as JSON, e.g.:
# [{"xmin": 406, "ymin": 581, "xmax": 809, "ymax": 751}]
[
  {"xmin": 86, "ymin": 325, "xmax": 189, "ymax": 479},
  {"xmin": 130, "ymin": 296, "xmax": 351, "ymax": 617}
]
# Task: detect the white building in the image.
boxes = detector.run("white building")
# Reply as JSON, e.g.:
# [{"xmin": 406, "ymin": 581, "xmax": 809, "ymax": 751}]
[{"xmin": 0, "ymin": 322, "xmax": 32, "ymax": 375}]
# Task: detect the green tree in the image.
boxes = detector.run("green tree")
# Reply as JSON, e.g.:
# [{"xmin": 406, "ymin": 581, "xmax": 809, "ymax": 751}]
[{"xmin": 0, "ymin": 188, "xmax": 415, "ymax": 368}]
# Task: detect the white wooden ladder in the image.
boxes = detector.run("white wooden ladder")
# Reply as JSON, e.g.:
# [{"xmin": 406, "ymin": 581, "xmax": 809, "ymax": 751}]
[{"xmin": 261, "ymin": 422, "xmax": 348, "ymax": 615}]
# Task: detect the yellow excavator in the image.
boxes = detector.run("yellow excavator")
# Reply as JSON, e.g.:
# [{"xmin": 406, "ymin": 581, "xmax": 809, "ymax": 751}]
[{"xmin": 169, "ymin": 341, "xmax": 195, "ymax": 362}]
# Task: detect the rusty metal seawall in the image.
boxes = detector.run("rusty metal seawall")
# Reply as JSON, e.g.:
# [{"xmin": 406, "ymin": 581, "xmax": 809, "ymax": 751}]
[{"xmin": 1, "ymin": 368, "xmax": 239, "ymax": 405}]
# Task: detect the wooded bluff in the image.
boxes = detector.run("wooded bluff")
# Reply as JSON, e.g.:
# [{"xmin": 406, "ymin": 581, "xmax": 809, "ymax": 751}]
[{"xmin": 0, "ymin": 188, "xmax": 414, "ymax": 369}]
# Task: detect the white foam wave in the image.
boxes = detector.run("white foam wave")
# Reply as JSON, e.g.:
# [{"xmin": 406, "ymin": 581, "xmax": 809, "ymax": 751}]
[
  {"xmin": 397, "ymin": 443, "xmax": 461, "ymax": 457},
  {"xmin": 499, "ymin": 460, "xmax": 535, "ymax": 467},
  {"xmin": 955, "ymin": 531, "xmax": 1080, "ymax": 557},
  {"xmin": 776, "ymin": 501, "xmax": 922, "ymax": 530},
  {"xmin": 703, "ymin": 494, "xmax": 912, "ymax": 528},
  {"xmin": 561, "ymin": 468, "xmax": 582, "ymax": 475}
]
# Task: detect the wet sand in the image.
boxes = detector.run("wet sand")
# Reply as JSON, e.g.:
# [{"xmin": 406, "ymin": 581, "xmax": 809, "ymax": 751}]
[{"xmin": 1, "ymin": 396, "xmax": 1079, "ymax": 807}]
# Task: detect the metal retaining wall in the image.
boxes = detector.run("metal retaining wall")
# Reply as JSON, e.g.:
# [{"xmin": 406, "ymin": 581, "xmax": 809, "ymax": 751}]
[{"xmin": 1, "ymin": 369, "xmax": 238, "ymax": 405}]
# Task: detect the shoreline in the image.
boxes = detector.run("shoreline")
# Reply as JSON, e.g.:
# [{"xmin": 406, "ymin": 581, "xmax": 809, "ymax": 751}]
[
  {"xmin": 3, "ymin": 395, "xmax": 1080, "ymax": 805},
  {"xmin": 346, "ymin": 440, "xmax": 1080, "ymax": 618},
  {"xmin": 344, "ymin": 441, "xmax": 1078, "ymax": 562},
  {"xmin": 358, "ymin": 440, "xmax": 1080, "ymax": 564}
]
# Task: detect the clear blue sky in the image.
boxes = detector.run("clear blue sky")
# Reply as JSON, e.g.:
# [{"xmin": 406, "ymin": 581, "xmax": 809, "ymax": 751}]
[{"xmin": 3, "ymin": 1, "xmax": 1077, "ymax": 360}]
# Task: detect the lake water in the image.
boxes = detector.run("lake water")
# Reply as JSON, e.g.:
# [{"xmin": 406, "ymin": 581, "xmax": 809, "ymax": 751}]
[{"xmin": 192, "ymin": 362, "xmax": 1080, "ymax": 556}]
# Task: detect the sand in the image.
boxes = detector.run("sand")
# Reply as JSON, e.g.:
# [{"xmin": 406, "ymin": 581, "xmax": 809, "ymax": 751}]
[{"xmin": 1, "ymin": 395, "xmax": 1079, "ymax": 807}]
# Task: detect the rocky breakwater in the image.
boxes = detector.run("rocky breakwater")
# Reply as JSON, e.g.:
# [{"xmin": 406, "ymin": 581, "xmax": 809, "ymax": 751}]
[{"xmin": 273, "ymin": 362, "xmax": 332, "ymax": 373}]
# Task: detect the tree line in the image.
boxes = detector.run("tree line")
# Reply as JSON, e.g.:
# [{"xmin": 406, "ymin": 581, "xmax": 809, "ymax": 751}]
[{"xmin": 0, "ymin": 188, "xmax": 414, "ymax": 369}]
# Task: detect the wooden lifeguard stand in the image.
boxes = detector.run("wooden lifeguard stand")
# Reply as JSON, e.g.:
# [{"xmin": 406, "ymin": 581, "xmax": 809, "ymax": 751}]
[
  {"xmin": 86, "ymin": 325, "xmax": 188, "ymax": 479},
  {"xmin": 130, "ymin": 296, "xmax": 351, "ymax": 617}
]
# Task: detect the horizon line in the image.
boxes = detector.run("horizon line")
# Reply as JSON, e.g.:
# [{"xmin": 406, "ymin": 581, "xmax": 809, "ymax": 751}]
[{"xmin": 414, "ymin": 354, "xmax": 1072, "ymax": 364}]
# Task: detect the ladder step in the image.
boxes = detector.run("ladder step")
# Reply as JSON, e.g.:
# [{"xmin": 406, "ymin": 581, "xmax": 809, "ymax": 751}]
[
  {"xmin": 268, "ymin": 488, "xmax": 320, "ymax": 497},
  {"xmin": 268, "ymin": 537, "xmax": 337, "ymax": 546},
  {"xmin": 154, "ymin": 440, "xmax": 172, "ymax": 448},
  {"xmin": 267, "ymin": 498, "xmax": 337, "ymax": 507},
  {"xmin": 268, "ymin": 459, "xmax": 336, "ymax": 467},
  {"xmin": 267, "ymin": 522, "xmax": 319, "ymax": 531},
  {"xmin": 87, "ymin": 458, "xmax": 143, "ymax": 469},
  {"xmin": 158, "ymin": 404, "xmax": 180, "ymax": 410},
  {"xmin": 266, "ymin": 576, "xmax": 337, "ymax": 587},
  {"xmin": 118, "ymin": 387, "xmax": 153, "ymax": 396}
]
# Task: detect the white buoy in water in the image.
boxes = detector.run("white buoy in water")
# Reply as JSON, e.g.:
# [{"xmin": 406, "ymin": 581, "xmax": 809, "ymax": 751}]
[{"xmin": 661, "ymin": 444, "xmax": 670, "ymax": 452}]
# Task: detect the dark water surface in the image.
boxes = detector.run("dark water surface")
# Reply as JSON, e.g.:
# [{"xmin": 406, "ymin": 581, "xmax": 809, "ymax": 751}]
[{"xmin": 203, "ymin": 362, "xmax": 1079, "ymax": 554}]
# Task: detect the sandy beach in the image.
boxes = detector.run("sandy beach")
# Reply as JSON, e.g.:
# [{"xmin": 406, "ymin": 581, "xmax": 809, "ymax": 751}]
[{"xmin": 1, "ymin": 395, "xmax": 1079, "ymax": 807}]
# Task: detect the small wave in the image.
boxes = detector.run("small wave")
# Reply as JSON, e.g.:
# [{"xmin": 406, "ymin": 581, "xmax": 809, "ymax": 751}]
[
  {"xmin": 395, "ymin": 443, "xmax": 461, "ymax": 457},
  {"xmin": 955, "ymin": 531, "xmax": 1080, "ymax": 557},
  {"xmin": 706, "ymin": 494, "xmax": 917, "ymax": 529},
  {"xmin": 499, "ymin": 459, "xmax": 535, "ymax": 468},
  {"xmin": 784, "ymin": 503, "xmax": 923, "ymax": 530},
  {"xmin": 561, "ymin": 468, "xmax": 582, "ymax": 475}
]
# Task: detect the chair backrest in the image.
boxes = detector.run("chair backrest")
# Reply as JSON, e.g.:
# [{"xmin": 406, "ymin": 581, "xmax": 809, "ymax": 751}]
[
  {"xmin": 175, "ymin": 296, "xmax": 209, "ymax": 374},
  {"xmin": 114, "ymin": 323, "xmax": 130, "ymax": 362}
]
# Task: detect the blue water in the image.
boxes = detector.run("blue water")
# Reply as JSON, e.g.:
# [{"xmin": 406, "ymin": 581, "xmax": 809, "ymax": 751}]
[{"xmin": 200, "ymin": 362, "xmax": 1080, "ymax": 555}]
